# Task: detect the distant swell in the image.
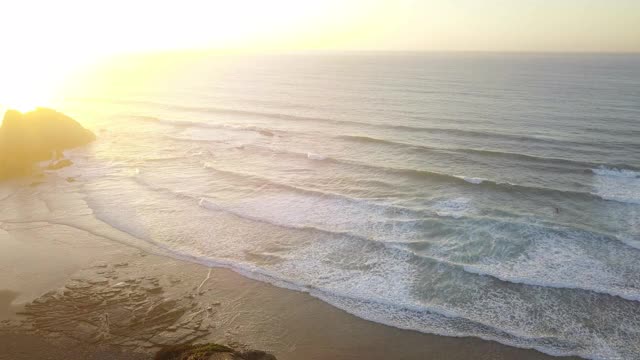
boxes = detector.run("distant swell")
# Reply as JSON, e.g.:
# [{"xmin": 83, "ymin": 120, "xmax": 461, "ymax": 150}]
[
  {"xmin": 271, "ymin": 148, "xmax": 625, "ymax": 204},
  {"xmin": 99, "ymin": 97, "xmax": 623, "ymax": 150},
  {"xmin": 135, "ymin": 115, "xmax": 282, "ymax": 137},
  {"xmin": 339, "ymin": 134, "xmax": 639, "ymax": 173},
  {"xmin": 136, "ymin": 128, "xmax": 640, "ymax": 206},
  {"xmin": 196, "ymin": 141, "xmax": 637, "ymax": 206},
  {"xmin": 200, "ymin": 162, "xmax": 417, "ymax": 214},
  {"xmin": 135, "ymin": 114, "xmax": 639, "ymax": 177}
]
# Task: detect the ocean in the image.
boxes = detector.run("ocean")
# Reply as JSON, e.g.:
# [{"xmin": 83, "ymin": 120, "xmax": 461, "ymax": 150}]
[{"xmin": 50, "ymin": 52, "xmax": 639, "ymax": 359}]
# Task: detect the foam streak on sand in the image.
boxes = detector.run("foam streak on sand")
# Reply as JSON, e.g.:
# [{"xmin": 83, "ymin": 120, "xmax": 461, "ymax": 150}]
[
  {"xmin": 306, "ymin": 152, "xmax": 326, "ymax": 161},
  {"xmin": 197, "ymin": 268, "xmax": 212, "ymax": 292}
]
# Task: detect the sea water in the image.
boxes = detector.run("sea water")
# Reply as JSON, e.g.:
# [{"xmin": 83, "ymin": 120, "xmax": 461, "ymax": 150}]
[{"xmin": 51, "ymin": 52, "xmax": 639, "ymax": 359}]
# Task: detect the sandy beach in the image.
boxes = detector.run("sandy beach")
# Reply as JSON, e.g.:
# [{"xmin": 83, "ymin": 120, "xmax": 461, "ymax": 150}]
[{"xmin": 0, "ymin": 172, "xmax": 579, "ymax": 360}]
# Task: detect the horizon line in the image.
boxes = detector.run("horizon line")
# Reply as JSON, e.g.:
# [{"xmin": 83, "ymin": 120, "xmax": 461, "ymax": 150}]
[{"xmin": 112, "ymin": 48, "xmax": 640, "ymax": 57}]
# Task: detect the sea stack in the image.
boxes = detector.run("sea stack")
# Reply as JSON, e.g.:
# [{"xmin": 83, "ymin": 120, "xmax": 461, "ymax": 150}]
[{"xmin": 0, "ymin": 108, "xmax": 95, "ymax": 178}]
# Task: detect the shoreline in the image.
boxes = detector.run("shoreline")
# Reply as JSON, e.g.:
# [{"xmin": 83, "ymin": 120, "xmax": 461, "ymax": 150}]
[{"xmin": 0, "ymin": 175, "xmax": 579, "ymax": 360}]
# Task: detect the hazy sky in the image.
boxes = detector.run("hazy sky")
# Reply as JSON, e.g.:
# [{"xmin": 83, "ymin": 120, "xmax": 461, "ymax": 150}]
[
  {"xmin": 1, "ymin": 0, "xmax": 637, "ymax": 111},
  {"xmin": 2, "ymin": 0, "xmax": 639, "ymax": 56}
]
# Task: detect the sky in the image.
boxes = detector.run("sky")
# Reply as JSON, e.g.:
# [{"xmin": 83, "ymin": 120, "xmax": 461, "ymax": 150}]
[
  {"xmin": 1, "ymin": 0, "xmax": 638, "ymax": 111},
  {"xmin": 1, "ymin": 0, "xmax": 639, "ymax": 56}
]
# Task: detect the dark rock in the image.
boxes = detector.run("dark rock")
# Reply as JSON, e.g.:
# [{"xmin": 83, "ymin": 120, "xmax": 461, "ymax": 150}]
[
  {"xmin": 208, "ymin": 353, "xmax": 240, "ymax": 360},
  {"xmin": 154, "ymin": 343, "xmax": 234, "ymax": 360},
  {"xmin": 154, "ymin": 343, "xmax": 277, "ymax": 360},
  {"xmin": 0, "ymin": 108, "xmax": 95, "ymax": 179},
  {"xmin": 240, "ymin": 350, "xmax": 277, "ymax": 360}
]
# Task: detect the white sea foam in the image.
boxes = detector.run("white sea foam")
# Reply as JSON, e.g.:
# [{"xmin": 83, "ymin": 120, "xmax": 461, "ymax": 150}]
[
  {"xmin": 431, "ymin": 197, "xmax": 472, "ymax": 218},
  {"xmin": 307, "ymin": 152, "xmax": 327, "ymax": 161},
  {"xmin": 197, "ymin": 192, "xmax": 422, "ymax": 244},
  {"xmin": 193, "ymin": 181, "xmax": 640, "ymax": 304},
  {"xmin": 455, "ymin": 175, "xmax": 486, "ymax": 184},
  {"xmin": 592, "ymin": 166, "xmax": 640, "ymax": 178},
  {"xmin": 462, "ymin": 236, "xmax": 640, "ymax": 302},
  {"xmin": 591, "ymin": 166, "xmax": 640, "ymax": 204}
]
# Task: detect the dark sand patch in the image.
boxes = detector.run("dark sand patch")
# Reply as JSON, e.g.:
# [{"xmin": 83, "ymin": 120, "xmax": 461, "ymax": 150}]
[
  {"xmin": 18, "ymin": 263, "xmax": 212, "ymax": 350},
  {"xmin": 0, "ymin": 331, "xmax": 148, "ymax": 360}
]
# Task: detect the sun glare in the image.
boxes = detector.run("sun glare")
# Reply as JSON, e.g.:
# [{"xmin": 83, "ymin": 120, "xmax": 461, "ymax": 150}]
[
  {"xmin": 0, "ymin": 53, "xmax": 77, "ymax": 113},
  {"xmin": 0, "ymin": 72, "xmax": 53, "ymax": 113},
  {"xmin": 0, "ymin": 29, "xmax": 89, "ymax": 113},
  {"xmin": 0, "ymin": 0, "xmax": 384, "ymax": 113}
]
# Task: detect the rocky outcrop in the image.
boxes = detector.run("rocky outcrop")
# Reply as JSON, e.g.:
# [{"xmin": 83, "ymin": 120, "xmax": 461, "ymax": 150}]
[{"xmin": 0, "ymin": 108, "xmax": 95, "ymax": 178}]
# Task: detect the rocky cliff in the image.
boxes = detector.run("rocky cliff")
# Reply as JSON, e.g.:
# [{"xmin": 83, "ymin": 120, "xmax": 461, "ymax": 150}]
[{"xmin": 0, "ymin": 108, "xmax": 95, "ymax": 178}]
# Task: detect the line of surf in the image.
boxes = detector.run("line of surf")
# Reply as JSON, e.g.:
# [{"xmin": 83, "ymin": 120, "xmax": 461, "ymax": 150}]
[{"xmin": 122, "ymin": 172, "xmax": 640, "ymax": 302}]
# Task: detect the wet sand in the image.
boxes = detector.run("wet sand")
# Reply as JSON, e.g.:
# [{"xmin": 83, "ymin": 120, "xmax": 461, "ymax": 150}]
[{"xmin": 0, "ymin": 175, "xmax": 579, "ymax": 360}]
